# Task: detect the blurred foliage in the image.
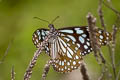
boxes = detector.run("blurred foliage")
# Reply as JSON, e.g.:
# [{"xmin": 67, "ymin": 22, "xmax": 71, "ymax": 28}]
[{"xmin": 0, "ymin": 0, "xmax": 120, "ymax": 80}]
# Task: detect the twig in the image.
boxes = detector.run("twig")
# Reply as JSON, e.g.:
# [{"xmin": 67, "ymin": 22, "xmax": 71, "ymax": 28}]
[
  {"xmin": 11, "ymin": 66, "xmax": 15, "ymax": 80},
  {"xmin": 80, "ymin": 62, "xmax": 90, "ymax": 80},
  {"xmin": 103, "ymin": 1, "xmax": 120, "ymax": 18},
  {"xmin": 87, "ymin": 13, "xmax": 103, "ymax": 63},
  {"xmin": 98, "ymin": 65, "xmax": 105, "ymax": 80},
  {"xmin": 116, "ymin": 67, "xmax": 120, "ymax": 80},
  {"xmin": 108, "ymin": 25, "xmax": 117, "ymax": 79},
  {"xmin": 0, "ymin": 40, "xmax": 13, "ymax": 64},
  {"xmin": 98, "ymin": 0, "xmax": 106, "ymax": 31},
  {"xmin": 24, "ymin": 35, "xmax": 51, "ymax": 80},
  {"xmin": 86, "ymin": 13, "xmax": 98, "ymax": 61},
  {"xmin": 98, "ymin": 50, "xmax": 106, "ymax": 64},
  {"xmin": 87, "ymin": 13, "xmax": 110, "ymax": 80},
  {"xmin": 42, "ymin": 60, "xmax": 52, "ymax": 80}
]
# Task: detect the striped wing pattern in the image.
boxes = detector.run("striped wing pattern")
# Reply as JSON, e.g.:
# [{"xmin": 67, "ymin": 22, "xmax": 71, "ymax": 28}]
[{"xmin": 32, "ymin": 26, "xmax": 111, "ymax": 73}]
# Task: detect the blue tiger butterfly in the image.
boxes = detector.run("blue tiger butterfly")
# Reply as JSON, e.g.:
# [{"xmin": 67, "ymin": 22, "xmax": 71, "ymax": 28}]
[{"xmin": 32, "ymin": 24, "xmax": 111, "ymax": 73}]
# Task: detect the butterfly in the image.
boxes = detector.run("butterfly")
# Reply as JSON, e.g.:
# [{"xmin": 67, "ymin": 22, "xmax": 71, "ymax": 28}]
[{"xmin": 32, "ymin": 25, "xmax": 112, "ymax": 73}]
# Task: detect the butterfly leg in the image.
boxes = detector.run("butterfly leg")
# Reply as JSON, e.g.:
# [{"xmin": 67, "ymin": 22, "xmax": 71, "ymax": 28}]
[{"xmin": 42, "ymin": 59, "xmax": 53, "ymax": 80}]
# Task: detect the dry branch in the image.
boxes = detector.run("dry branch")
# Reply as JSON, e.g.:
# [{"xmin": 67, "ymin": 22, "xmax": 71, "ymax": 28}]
[
  {"xmin": 98, "ymin": 0, "xmax": 106, "ymax": 31},
  {"xmin": 108, "ymin": 25, "xmax": 117, "ymax": 79},
  {"xmin": 103, "ymin": 1, "xmax": 120, "ymax": 18},
  {"xmin": 11, "ymin": 66, "xmax": 15, "ymax": 80},
  {"xmin": 80, "ymin": 62, "xmax": 90, "ymax": 80},
  {"xmin": 24, "ymin": 36, "xmax": 50, "ymax": 80},
  {"xmin": 0, "ymin": 40, "xmax": 12, "ymax": 64},
  {"xmin": 42, "ymin": 60, "xmax": 52, "ymax": 80}
]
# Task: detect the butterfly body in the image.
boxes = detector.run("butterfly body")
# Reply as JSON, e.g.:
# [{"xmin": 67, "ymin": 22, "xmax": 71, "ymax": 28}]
[{"xmin": 32, "ymin": 26, "xmax": 111, "ymax": 73}]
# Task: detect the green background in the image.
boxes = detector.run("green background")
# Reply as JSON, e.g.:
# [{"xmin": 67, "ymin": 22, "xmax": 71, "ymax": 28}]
[{"xmin": 0, "ymin": 0, "xmax": 120, "ymax": 80}]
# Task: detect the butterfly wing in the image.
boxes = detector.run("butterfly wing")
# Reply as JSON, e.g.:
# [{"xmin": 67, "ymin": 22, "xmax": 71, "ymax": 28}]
[
  {"xmin": 32, "ymin": 28, "xmax": 50, "ymax": 54},
  {"xmin": 32, "ymin": 26, "xmax": 112, "ymax": 73},
  {"xmin": 58, "ymin": 26, "xmax": 92, "ymax": 56}
]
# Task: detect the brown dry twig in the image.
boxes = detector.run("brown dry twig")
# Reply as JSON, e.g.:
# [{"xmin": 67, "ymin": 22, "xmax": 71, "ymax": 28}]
[
  {"xmin": 116, "ymin": 68, "xmax": 120, "ymax": 80},
  {"xmin": 98, "ymin": 0, "xmax": 106, "ymax": 31},
  {"xmin": 87, "ymin": 13, "xmax": 106, "ymax": 63},
  {"xmin": 80, "ymin": 62, "xmax": 90, "ymax": 80},
  {"xmin": 42, "ymin": 59, "xmax": 52, "ymax": 80},
  {"xmin": 87, "ymin": 13, "xmax": 109, "ymax": 80},
  {"xmin": 0, "ymin": 39, "xmax": 13, "ymax": 64},
  {"xmin": 11, "ymin": 66, "xmax": 15, "ymax": 80},
  {"xmin": 103, "ymin": 1, "xmax": 120, "ymax": 19},
  {"xmin": 108, "ymin": 25, "xmax": 117, "ymax": 79},
  {"xmin": 86, "ymin": 13, "xmax": 99, "ymax": 61}
]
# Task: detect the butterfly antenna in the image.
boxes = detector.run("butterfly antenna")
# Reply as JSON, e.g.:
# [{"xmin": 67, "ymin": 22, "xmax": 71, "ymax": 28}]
[
  {"xmin": 51, "ymin": 16, "xmax": 60, "ymax": 24},
  {"xmin": 33, "ymin": 17, "xmax": 50, "ymax": 24}
]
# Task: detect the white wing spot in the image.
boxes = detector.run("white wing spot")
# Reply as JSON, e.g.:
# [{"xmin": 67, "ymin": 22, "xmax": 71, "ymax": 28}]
[
  {"xmin": 79, "ymin": 36, "xmax": 85, "ymax": 43},
  {"xmin": 59, "ymin": 61, "xmax": 61, "ymax": 65},
  {"xmin": 67, "ymin": 35, "xmax": 76, "ymax": 42},
  {"xmin": 65, "ymin": 66, "xmax": 67, "ymax": 69},
  {"xmin": 59, "ymin": 38, "xmax": 67, "ymax": 47},
  {"xmin": 64, "ymin": 59, "xmax": 66, "ymax": 62},
  {"xmin": 74, "ymin": 28, "xmax": 83, "ymax": 34},
  {"xmin": 35, "ymin": 39, "xmax": 38, "ymax": 43},
  {"xmin": 67, "ymin": 51, "xmax": 72, "ymax": 58},
  {"xmin": 98, "ymin": 30, "xmax": 102, "ymax": 34},
  {"xmin": 67, "ymin": 43, "xmax": 70, "ymax": 46},
  {"xmin": 82, "ymin": 34, "xmax": 87, "ymax": 38},
  {"xmin": 77, "ymin": 43, "xmax": 80, "ymax": 48},
  {"xmin": 67, "ymin": 62, "xmax": 70, "ymax": 65},
  {"xmin": 68, "ymin": 68, "xmax": 70, "ymax": 70},
  {"xmin": 71, "ymin": 66, "xmax": 73, "ymax": 69},
  {"xmin": 67, "ymin": 47, "xmax": 74, "ymax": 55},
  {"xmin": 84, "ymin": 45, "xmax": 88, "ymax": 49},
  {"xmin": 61, "ymin": 68, "xmax": 64, "ymax": 71},
  {"xmin": 41, "ymin": 30, "xmax": 45, "ymax": 36},
  {"xmin": 104, "ymin": 41, "xmax": 107, "ymax": 43},
  {"xmin": 100, "ymin": 35, "xmax": 103, "ymax": 39},
  {"xmin": 72, "ymin": 42, "xmax": 75, "ymax": 44},
  {"xmin": 37, "ymin": 31, "xmax": 40, "ymax": 35},
  {"xmin": 59, "ymin": 41, "xmax": 66, "ymax": 53},
  {"xmin": 34, "ymin": 34, "xmax": 37, "ymax": 37},
  {"xmin": 61, "ymin": 61, "xmax": 64, "ymax": 66},
  {"xmin": 106, "ymin": 32, "xmax": 109, "ymax": 36},
  {"xmin": 73, "ymin": 61, "xmax": 76, "ymax": 65},
  {"xmin": 86, "ymin": 42, "xmax": 90, "ymax": 46},
  {"xmin": 88, "ymin": 50, "xmax": 90, "ymax": 52},
  {"xmin": 78, "ymin": 61, "xmax": 81, "ymax": 64},
  {"xmin": 87, "ymin": 38, "xmax": 90, "ymax": 41},
  {"xmin": 75, "ymin": 47, "xmax": 78, "ymax": 51},
  {"xmin": 75, "ymin": 55, "xmax": 79, "ymax": 59},
  {"xmin": 106, "ymin": 37, "xmax": 109, "ymax": 40},
  {"xmin": 60, "ymin": 33, "xmax": 65, "ymax": 36},
  {"xmin": 64, "ymin": 37, "xmax": 70, "ymax": 41},
  {"xmin": 60, "ymin": 30, "xmax": 73, "ymax": 33},
  {"xmin": 39, "ymin": 36, "xmax": 41, "ymax": 40},
  {"xmin": 99, "ymin": 39, "xmax": 102, "ymax": 42}
]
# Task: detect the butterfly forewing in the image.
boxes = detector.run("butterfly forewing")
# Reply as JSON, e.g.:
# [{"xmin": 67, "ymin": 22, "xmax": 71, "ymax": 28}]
[
  {"xmin": 32, "ymin": 29, "xmax": 50, "ymax": 54},
  {"xmin": 58, "ymin": 26, "xmax": 92, "ymax": 56}
]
